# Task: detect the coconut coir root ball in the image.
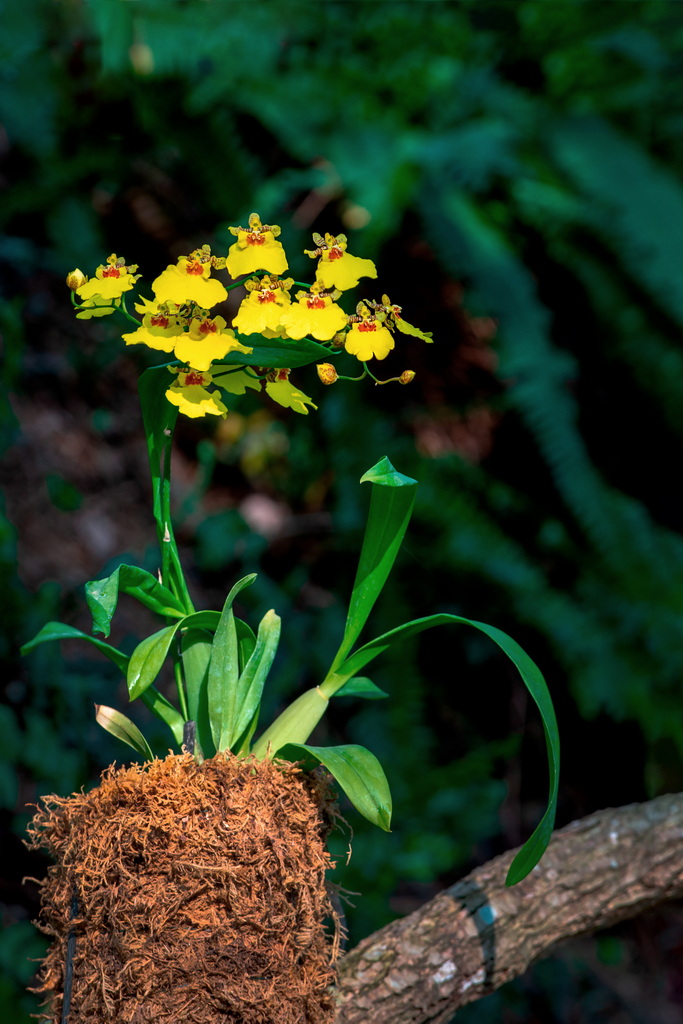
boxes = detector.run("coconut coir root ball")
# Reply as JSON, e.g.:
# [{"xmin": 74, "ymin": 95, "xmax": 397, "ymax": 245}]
[{"xmin": 27, "ymin": 752, "xmax": 341, "ymax": 1024}]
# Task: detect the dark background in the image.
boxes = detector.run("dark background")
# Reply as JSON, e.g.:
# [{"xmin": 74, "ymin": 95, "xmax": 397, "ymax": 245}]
[{"xmin": 4, "ymin": 1, "xmax": 683, "ymax": 1020}]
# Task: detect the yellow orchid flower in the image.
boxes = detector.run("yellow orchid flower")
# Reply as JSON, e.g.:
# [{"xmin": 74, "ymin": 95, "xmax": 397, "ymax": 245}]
[
  {"xmin": 122, "ymin": 310, "xmax": 185, "ymax": 353},
  {"xmin": 227, "ymin": 213, "xmax": 288, "ymax": 278},
  {"xmin": 265, "ymin": 369, "xmax": 317, "ymax": 414},
  {"xmin": 165, "ymin": 368, "xmax": 228, "ymax": 419},
  {"xmin": 173, "ymin": 315, "xmax": 252, "ymax": 372},
  {"xmin": 152, "ymin": 247, "xmax": 228, "ymax": 307},
  {"xmin": 344, "ymin": 302, "xmax": 395, "ymax": 361},
  {"xmin": 231, "ymin": 275, "xmax": 293, "ymax": 336},
  {"xmin": 278, "ymin": 282, "xmax": 348, "ymax": 341},
  {"xmin": 304, "ymin": 232, "xmax": 377, "ymax": 291},
  {"xmin": 76, "ymin": 254, "xmax": 139, "ymax": 302}
]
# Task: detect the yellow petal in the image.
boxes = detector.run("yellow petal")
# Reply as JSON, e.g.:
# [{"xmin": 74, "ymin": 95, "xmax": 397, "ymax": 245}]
[
  {"xmin": 166, "ymin": 384, "xmax": 227, "ymax": 418},
  {"xmin": 315, "ymin": 253, "xmax": 377, "ymax": 291},
  {"xmin": 279, "ymin": 300, "xmax": 348, "ymax": 341},
  {"xmin": 232, "ymin": 293, "xmax": 287, "ymax": 335},
  {"xmin": 344, "ymin": 323, "xmax": 395, "ymax": 361},
  {"xmin": 152, "ymin": 264, "xmax": 227, "ymax": 306},
  {"xmin": 265, "ymin": 379, "xmax": 317, "ymax": 414},
  {"xmin": 226, "ymin": 234, "xmax": 288, "ymax": 277}
]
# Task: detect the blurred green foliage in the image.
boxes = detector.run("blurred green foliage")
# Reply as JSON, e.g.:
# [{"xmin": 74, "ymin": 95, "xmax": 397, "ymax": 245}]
[{"xmin": 4, "ymin": 0, "xmax": 683, "ymax": 1020}]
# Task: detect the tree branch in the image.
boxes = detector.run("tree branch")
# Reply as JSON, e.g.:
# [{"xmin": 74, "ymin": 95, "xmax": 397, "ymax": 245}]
[{"xmin": 334, "ymin": 792, "xmax": 683, "ymax": 1024}]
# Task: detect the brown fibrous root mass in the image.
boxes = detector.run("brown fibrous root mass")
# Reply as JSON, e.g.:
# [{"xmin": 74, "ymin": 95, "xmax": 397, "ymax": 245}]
[{"xmin": 26, "ymin": 752, "xmax": 342, "ymax": 1024}]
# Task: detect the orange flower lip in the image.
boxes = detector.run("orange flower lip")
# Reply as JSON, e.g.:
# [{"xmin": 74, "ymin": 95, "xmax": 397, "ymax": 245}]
[
  {"xmin": 150, "ymin": 314, "xmax": 169, "ymax": 328},
  {"xmin": 328, "ymin": 247, "xmax": 344, "ymax": 260},
  {"xmin": 358, "ymin": 322, "xmax": 376, "ymax": 332},
  {"xmin": 102, "ymin": 266, "xmax": 121, "ymax": 278},
  {"xmin": 246, "ymin": 233, "xmax": 266, "ymax": 246},
  {"xmin": 258, "ymin": 291, "xmax": 276, "ymax": 303},
  {"xmin": 307, "ymin": 296, "xmax": 326, "ymax": 309},
  {"xmin": 186, "ymin": 261, "xmax": 204, "ymax": 275}
]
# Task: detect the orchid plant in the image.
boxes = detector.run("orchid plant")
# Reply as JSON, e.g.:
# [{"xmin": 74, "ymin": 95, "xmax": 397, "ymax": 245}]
[{"xmin": 23, "ymin": 215, "xmax": 559, "ymax": 885}]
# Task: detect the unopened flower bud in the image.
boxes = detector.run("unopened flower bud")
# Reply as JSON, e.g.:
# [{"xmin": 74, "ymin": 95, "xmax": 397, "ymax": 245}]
[
  {"xmin": 317, "ymin": 363, "xmax": 338, "ymax": 385},
  {"xmin": 399, "ymin": 370, "xmax": 416, "ymax": 385},
  {"xmin": 66, "ymin": 268, "xmax": 87, "ymax": 292}
]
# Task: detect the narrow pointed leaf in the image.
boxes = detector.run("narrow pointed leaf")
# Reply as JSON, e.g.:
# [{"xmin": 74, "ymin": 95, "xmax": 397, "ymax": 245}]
[
  {"xmin": 229, "ymin": 610, "xmax": 281, "ymax": 749},
  {"xmin": 208, "ymin": 575, "xmax": 257, "ymax": 751},
  {"xmin": 329, "ymin": 457, "xmax": 417, "ymax": 674},
  {"xmin": 95, "ymin": 705, "xmax": 154, "ymax": 761},
  {"xmin": 21, "ymin": 622, "xmax": 129, "ymax": 674},
  {"xmin": 86, "ymin": 563, "xmax": 186, "ymax": 637},
  {"xmin": 326, "ymin": 613, "xmax": 559, "ymax": 882},
  {"xmin": 276, "ymin": 742, "xmax": 392, "ymax": 831}
]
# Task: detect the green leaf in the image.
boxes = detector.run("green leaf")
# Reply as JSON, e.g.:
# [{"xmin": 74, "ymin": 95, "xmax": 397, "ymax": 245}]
[
  {"xmin": 127, "ymin": 623, "xmax": 179, "ymax": 701},
  {"xmin": 139, "ymin": 686, "xmax": 185, "ymax": 745},
  {"xmin": 235, "ymin": 616, "xmax": 257, "ymax": 669},
  {"xmin": 333, "ymin": 676, "xmax": 389, "ymax": 700},
  {"xmin": 224, "ymin": 333, "xmax": 335, "ymax": 369},
  {"xmin": 276, "ymin": 742, "xmax": 392, "ymax": 831},
  {"xmin": 20, "ymin": 622, "xmax": 129, "ymax": 674},
  {"xmin": 126, "ymin": 609, "xmax": 221, "ymax": 701},
  {"xmin": 95, "ymin": 705, "xmax": 154, "ymax": 761},
  {"xmin": 85, "ymin": 563, "xmax": 186, "ymax": 637},
  {"xmin": 181, "ymin": 629, "xmax": 215, "ymax": 758},
  {"xmin": 327, "ymin": 456, "xmax": 417, "ymax": 675},
  {"xmin": 229, "ymin": 610, "xmax": 281, "ymax": 750},
  {"xmin": 327, "ymin": 613, "xmax": 559, "ymax": 883},
  {"xmin": 208, "ymin": 574, "xmax": 257, "ymax": 751}
]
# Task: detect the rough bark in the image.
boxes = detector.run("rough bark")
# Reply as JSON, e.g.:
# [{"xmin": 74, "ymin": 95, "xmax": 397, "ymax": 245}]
[{"xmin": 334, "ymin": 792, "xmax": 683, "ymax": 1024}]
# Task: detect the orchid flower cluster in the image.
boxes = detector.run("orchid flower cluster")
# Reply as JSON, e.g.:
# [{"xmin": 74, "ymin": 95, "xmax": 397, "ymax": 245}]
[{"xmin": 66, "ymin": 214, "xmax": 432, "ymax": 420}]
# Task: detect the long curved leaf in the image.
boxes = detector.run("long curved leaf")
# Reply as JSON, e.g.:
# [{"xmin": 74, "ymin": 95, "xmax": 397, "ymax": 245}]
[
  {"xmin": 277, "ymin": 742, "xmax": 392, "ymax": 831},
  {"xmin": 325, "ymin": 613, "xmax": 559, "ymax": 884},
  {"xmin": 20, "ymin": 622, "xmax": 129, "ymax": 674}
]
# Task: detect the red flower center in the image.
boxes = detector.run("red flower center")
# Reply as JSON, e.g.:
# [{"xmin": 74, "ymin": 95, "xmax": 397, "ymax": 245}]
[
  {"xmin": 184, "ymin": 371, "xmax": 205, "ymax": 386},
  {"xmin": 186, "ymin": 261, "xmax": 204, "ymax": 276},
  {"xmin": 259, "ymin": 291, "xmax": 276, "ymax": 304},
  {"xmin": 276, "ymin": 368, "xmax": 290, "ymax": 381},
  {"xmin": 328, "ymin": 247, "xmax": 344, "ymax": 260},
  {"xmin": 199, "ymin": 319, "xmax": 217, "ymax": 335},
  {"xmin": 102, "ymin": 266, "xmax": 121, "ymax": 278},
  {"xmin": 246, "ymin": 233, "xmax": 265, "ymax": 246},
  {"xmin": 358, "ymin": 322, "xmax": 376, "ymax": 332},
  {"xmin": 150, "ymin": 314, "xmax": 169, "ymax": 328},
  {"xmin": 307, "ymin": 296, "xmax": 326, "ymax": 309}
]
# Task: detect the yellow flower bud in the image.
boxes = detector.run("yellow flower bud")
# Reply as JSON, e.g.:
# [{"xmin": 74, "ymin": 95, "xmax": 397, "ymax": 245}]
[
  {"xmin": 317, "ymin": 363, "xmax": 338, "ymax": 386},
  {"xmin": 399, "ymin": 370, "xmax": 416, "ymax": 385},
  {"xmin": 66, "ymin": 268, "xmax": 87, "ymax": 292}
]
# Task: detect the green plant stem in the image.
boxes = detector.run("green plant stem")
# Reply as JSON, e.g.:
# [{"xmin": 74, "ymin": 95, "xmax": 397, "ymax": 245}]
[
  {"xmin": 174, "ymin": 640, "xmax": 190, "ymax": 721},
  {"xmin": 158, "ymin": 425, "xmax": 194, "ymax": 614}
]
